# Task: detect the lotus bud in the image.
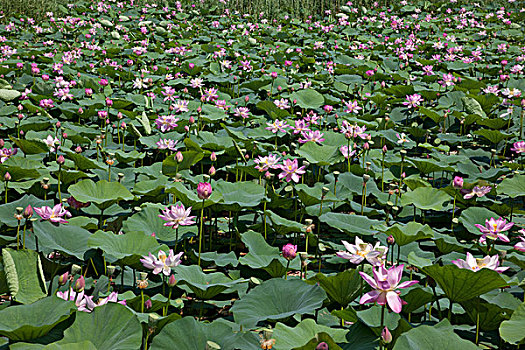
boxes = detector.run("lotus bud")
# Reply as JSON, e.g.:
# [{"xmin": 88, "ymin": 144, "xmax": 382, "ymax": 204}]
[
  {"xmin": 452, "ymin": 176, "xmax": 463, "ymax": 189},
  {"xmin": 0, "ymin": 139, "xmax": 4, "ymax": 148},
  {"xmin": 387, "ymin": 235, "xmax": 395, "ymax": 245},
  {"xmin": 382, "ymin": 145, "xmax": 388, "ymax": 153},
  {"xmin": 176, "ymin": 151, "xmax": 183, "ymax": 163},
  {"xmin": 210, "ymin": 152, "xmax": 217, "ymax": 162},
  {"xmin": 75, "ymin": 145, "xmax": 82, "ymax": 153},
  {"xmin": 4, "ymin": 172, "xmax": 11, "ymax": 181},
  {"xmin": 23, "ymin": 205, "xmax": 33, "ymax": 219},
  {"xmin": 189, "ymin": 116, "xmax": 195, "ymax": 124},
  {"xmin": 209, "ymin": 165, "xmax": 216, "ymax": 176},
  {"xmin": 74, "ymin": 275, "xmax": 85, "ymax": 292},
  {"xmin": 57, "ymin": 155, "xmax": 65, "ymax": 165},
  {"xmin": 197, "ymin": 182, "xmax": 212, "ymax": 200},
  {"xmin": 107, "ymin": 265, "xmax": 116, "ymax": 276},
  {"xmin": 363, "ymin": 142, "xmax": 370, "ymax": 150},
  {"xmin": 315, "ymin": 342, "xmax": 329, "ymax": 350},
  {"xmin": 168, "ymin": 274, "xmax": 177, "ymax": 287},
  {"xmin": 381, "ymin": 327, "xmax": 392, "ymax": 344},
  {"xmin": 58, "ymin": 271, "xmax": 69, "ymax": 286},
  {"xmin": 282, "ymin": 243, "xmax": 297, "ymax": 261},
  {"xmin": 71, "ymin": 264, "xmax": 82, "ymax": 276},
  {"xmin": 245, "ymin": 96, "xmax": 249, "ymax": 103}
]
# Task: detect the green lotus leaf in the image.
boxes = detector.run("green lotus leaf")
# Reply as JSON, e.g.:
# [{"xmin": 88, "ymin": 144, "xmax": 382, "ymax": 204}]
[
  {"xmin": 289, "ymin": 89, "xmax": 324, "ymax": 109},
  {"xmin": 0, "ymin": 194, "xmax": 52, "ymax": 227},
  {"xmin": 32, "ymin": 220, "xmax": 91, "ymax": 260},
  {"xmin": 308, "ymin": 269, "xmax": 362, "ymax": 307},
  {"xmin": 264, "ymin": 210, "xmax": 304, "ymax": 235},
  {"xmin": 380, "ymin": 222, "xmax": 434, "ymax": 246},
  {"xmin": 0, "ymin": 89, "xmax": 21, "ymax": 101},
  {"xmin": 151, "ymin": 317, "xmax": 260, "ymax": 350},
  {"xmin": 197, "ymin": 251, "xmax": 239, "ymax": 267},
  {"xmin": 9, "ymin": 136, "xmax": 48, "ymax": 155},
  {"xmin": 500, "ymin": 301, "xmax": 525, "ymax": 345},
  {"xmin": 458, "ymin": 206, "xmax": 499, "ymax": 235},
  {"xmin": 68, "ymin": 179, "xmax": 134, "ymax": 210},
  {"xmin": 87, "ymin": 230, "xmax": 166, "ymax": 267},
  {"xmin": 162, "ymin": 151, "xmax": 204, "ymax": 176},
  {"xmin": 213, "ymin": 180, "xmax": 266, "ymax": 211},
  {"xmin": 401, "ymin": 187, "xmax": 451, "ymax": 211},
  {"xmin": 113, "ymin": 150, "xmax": 145, "ymax": 164},
  {"xmin": 273, "ymin": 319, "xmax": 348, "ymax": 350},
  {"xmin": 0, "ymin": 296, "xmax": 74, "ymax": 341},
  {"xmin": 165, "ymin": 182, "xmax": 222, "ymax": 210},
  {"xmin": 295, "ymin": 183, "xmax": 339, "ymax": 206},
  {"xmin": 296, "ymin": 142, "xmax": 344, "ymax": 166},
  {"xmin": 393, "ymin": 319, "xmax": 478, "ymax": 350},
  {"xmin": 173, "ymin": 264, "xmax": 248, "ymax": 299},
  {"xmin": 422, "ymin": 264, "xmax": 510, "ymax": 302},
  {"xmin": 474, "ymin": 129, "xmax": 510, "ymax": 144},
  {"xmin": 55, "ymin": 303, "xmax": 142, "ymax": 350},
  {"xmin": 231, "ymin": 278, "xmax": 327, "ymax": 329},
  {"xmin": 497, "ymin": 174, "xmax": 525, "ymax": 198},
  {"xmin": 461, "ymin": 292, "xmax": 521, "ymax": 331},
  {"xmin": 357, "ymin": 305, "xmax": 400, "ymax": 330},
  {"xmin": 319, "ymin": 212, "xmax": 382, "ymax": 235},
  {"xmin": 2, "ymin": 248, "xmax": 47, "ymax": 304}
]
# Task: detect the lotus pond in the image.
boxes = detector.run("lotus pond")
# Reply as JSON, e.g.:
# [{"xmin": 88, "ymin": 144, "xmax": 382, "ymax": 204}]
[{"xmin": 0, "ymin": 0, "xmax": 525, "ymax": 349}]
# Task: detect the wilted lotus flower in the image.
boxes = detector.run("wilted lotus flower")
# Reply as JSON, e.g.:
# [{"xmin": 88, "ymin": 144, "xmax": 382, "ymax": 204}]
[
  {"xmin": 140, "ymin": 250, "xmax": 183, "ymax": 276},
  {"xmin": 475, "ymin": 217, "xmax": 513, "ymax": 244},
  {"xmin": 452, "ymin": 252, "xmax": 509, "ymax": 273},
  {"xmin": 282, "ymin": 243, "xmax": 297, "ymax": 261},
  {"xmin": 57, "ymin": 288, "xmax": 85, "ymax": 308},
  {"xmin": 79, "ymin": 292, "xmax": 126, "ymax": 313},
  {"xmin": 158, "ymin": 204, "xmax": 196, "ymax": 229},
  {"xmin": 197, "ymin": 182, "xmax": 212, "ymax": 200},
  {"xmin": 336, "ymin": 237, "xmax": 387, "ymax": 266},
  {"xmin": 359, "ymin": 264, "xmax": 418, "ymax": 313},
  {"xmin": 462, "ymin": 185, "xmax": 491, "ymax": 199},
  {"xmin": 34, "ymin": 203, "xmax": 72, "ymax": 224}
]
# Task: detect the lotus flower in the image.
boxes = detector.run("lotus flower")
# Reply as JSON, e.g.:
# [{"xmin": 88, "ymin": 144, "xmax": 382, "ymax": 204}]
[
  {"xmin": 79, "ymin": 292, "xmax": 126, "ymax": 312},
  {"xmin": 197, "ymin": 182, "xmax": 212, "ymax": 200},
  {"xmin": 254, "ymin": 154, "xmax": 281, "ymax": 172},
  {"xmin": 514, "ymin": 229, "xmax": 525, "ymax": 252},
  {"xmin": 158, "ymin": 204, "xmax": 196, "ymax": 229},
  {"xmin": 278, "ymin": 158, "xmax": 306, "ymax": 183},
  {"xmin": 34, "ymin": 203, "xmax": 72, "ymax": 224},
  {"xmin": 336, "ymin": 238, "xmax": 388, "ymax": 266},
  {"xmin": 282, "ymin": 243, "xmax": 297, "ymax": 260},
  {"xmin": 359, "ymin": 264, "xmax": 418, "ymax": 313},
  {"xmin": 510, "ymin": 141, "xmax": 525, "ymax": 153},
  {"xmin": 140, "ymin": 250, "xmax": 183, "ymax": 276},
  {"xmin": 475, "ymin": 217, "xmax": 513, "ymax": 244},
  {"xmin": 452, "ymin": 252, "xmax": 509, "ymax": 273},
  {"xmin": 462, "ymin": 186, "xmax": 491, "ymax": 199},
  {"xmin": 57, "ymin": 288, "xmax": 85, "ymax": 308}
]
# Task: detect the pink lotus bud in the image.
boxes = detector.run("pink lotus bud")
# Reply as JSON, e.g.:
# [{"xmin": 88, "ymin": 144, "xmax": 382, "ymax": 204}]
[
  {"xmin": 57, "ymin": 155, "xmax": 65, "ymax": 165},
  {"xmin": 387, "ymin": 235, "xmax": 395, "ymax": 245},
  {"xmin": 74, "ymin": 276, "xmax": 85, "ymax": 292},
  {"xmin": 85, "ymin": 88, "xmax": 93, "ymax": 97},
  {"xmin": 4, "ymin": 172, "xmax": 11, "ymax": 181},
  {"xmin": 106, "ymin": 98, "xmax": 113, "ymax": 107},
  {"xmin": 315, "ymin": 343, "xmax": 329, "ymax": 350},
  {"xmin": 56, "ymin": 121, "xmax": 61, "ymax": 128},
  {"xmin": 117, "ymin": 112, "xmax": 123, "ymax": 119},
  {"xmin": 189, "ymin": 116, "xmax": 195, "ymax": 124},
  {"xmin": 197, "ymin": 182, "xmax": 212, "ymax": 200},
  {"xmin": 382, "ymin": 145, "xmax": 388, "ymax": 153},
  {"xmin": 210, "ymin": 152, "xmax": 217, "ymax": 162},
  {"xmin": 323, "ymin": 105, "xmax": 333, "ymax": 113},
  {"xmin": 23, "ymin": 205, "xmax": 33, "ymax": 219},
  {"xmin": 144, "ymin": 299, "xmax": 152, "ymax": 309},
  {"xmin": 209, "ymin": 165, "xmax": 216, "ymax": 176},
  {"xmin": 75, "ymin": 146, "xmax": 82, "ymax": 153},
  {"xmin": 452, "ymin": 176, "xmax": 463, "ymax": 189},
  {"xmin": 501, "ymin": 60, "xmax": 508, "ymax": 66},
  {"xmin": 265, "ymin": 171, "xmax": 272, "ymax": 179},
  {"xmin": 293, "ymin": 99, "xmax": 297, "ymax": 104},
  {"xmin": 17, "ymin": 104, "xmax": 23, "ymax": 111},
  {"xmin": 270, "ymin": 71, "xmax": 278, "ymax": 79},
  {"xmin": 176, "ymin": 151, "xmax": 183, "ymax": 163},
  {"xmin": 78, "ymin": 107, "xmax": 84, "ymax": 114},
  {"xmin": 168, "ymin": 274, "xmax": 177, "ymax": 287},
  {"xmin": 282, "ymin": 243, "xmax": 297, "ymax": 261},
  {"xmin": 62, "ymin": 133, "xmax": 67, "ymax": 139},
  {"xmin": 0, "ymin": 139, "xmax": 4, "ymax": 148},
  {"xmin": 363, "ymin": 142, "xmax": 370, "ymax": 150},
  {"xmin": 382, "ymin": 327, "xmax": 392, "ymax": 344},
  {"xmin": 184, "ymin": 125, "xmax": 190, "ymax": 132},
  {"xmin": 58, "ymin": 272, "xmax": 69, "ymax": 286},
  {"xmin": 245, "ymin": 96, "xmax": 249, "ymax": 103}
]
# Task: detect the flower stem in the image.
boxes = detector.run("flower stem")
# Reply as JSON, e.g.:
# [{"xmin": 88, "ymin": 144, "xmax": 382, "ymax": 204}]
[
  {"xmin": 475, "ymin": 297, "xmax": 480, "ymax": 345},
  {"xmin": 16, "ymin": 220, "xmax": 20, "ymax": 250},
  {"xmin": 285, "ymin": 260, "xmax": 290, "ymax": 280},
  {"xmin": 58, "ymin": 165, "xmax": 62, "ymax": 202},
  {"xmin": 198, "ymin": 199, "xmax": 205, "ymax": 267},
  {"xmin": 380, "ymin": 304, "xmax": 386, "ymax": 350},
  {"xmin": 23, "ymin": 221, "xmax": 27, "ymax": 250},
  {"xmin": 141, "ymin": 290, "xmax": 144, "ymax": 313}
]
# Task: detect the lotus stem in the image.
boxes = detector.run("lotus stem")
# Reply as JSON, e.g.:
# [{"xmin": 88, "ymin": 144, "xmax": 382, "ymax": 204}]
[
  {"xmin": 285, "ymin": 260, "xmax": 290, "ymax": 280},
  {"xmin": 16, "ymin": 219, "xmax": 20, "ymax": 250},
  {"xmin": 198, "ymin": 198, "xmax": 205, "ymax": 267},
  {"xmin": 381, "ymin": 152, "xmax": 385, "ymax": 192},
  {"xmin": 451, "ymin": 190, "xmax": 457, "ymax": 230},
  {"xmin": 4, "ymin": 181, "xmax": 7, "ymax": 204},
  {"xmin": 380, "ymin": 304, "xmax": 386, "ymax": 350},
  {"xmin": 23, "ymin": 220, "xmax": 27, "ymax": 250},
  {"xmin": 475, "ymin": 297, "xmax": 480, "ymax": 345},
  {"xmin": 58, "ymin": 165, "xmax": 62, "ymax": 202},
  {"xmin": 141, "ymin": 289, "xmax": 144, "ymax": 313}
]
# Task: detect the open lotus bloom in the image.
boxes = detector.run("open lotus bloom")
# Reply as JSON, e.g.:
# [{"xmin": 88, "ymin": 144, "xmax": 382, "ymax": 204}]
[
  {"xmin": 34, "ymin": 203, "xmax": 72, "ymax": 224},
  {"xmin": 475, "ymin": 217, "xmax": 513, "ymax": 244},
  {"xmin": 158, "ymin": 204, "xmax": 196, "ymax": 229},
  {"xmin": 452, "ymin": 252, "xmax": 509, "ymax": 273},
  {"xmin": 79, "ymin": 292, "xmax": 126, "ymax": 312},
  {"xmin": 515, "ymin": 229, "xmax": 525, "ymax": 252},
  {"xmin": 359, "ymin": 264, "xmax": 418, "ymax": 313},
  {"xmin": 140, "ymin": 250, "xmax": 183, "ymax": 276},
  {"xmin": 336, "ymin": 237, "xmax": 387, "ymax": 266}
]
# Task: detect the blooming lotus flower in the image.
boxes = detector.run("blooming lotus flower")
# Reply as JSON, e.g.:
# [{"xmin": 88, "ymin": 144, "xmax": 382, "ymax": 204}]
[
  {"xmin": 254, "ymin": 154, "xmax": 281, "ymax": 172},
  {"xmin": 514, "ymin": 229, "xmax": 525, "ymax": 252},
  {"xmin": 44, "ymin": 135, "xmax": 60, "ymax": 152},
  {"xmin": 298, "ymin": 130, "xmax": 325, "ymax": 144},
  {"xmin": 0, "ymin": 148, "xmax": 17, "ymax": 163},
  {"xmin": 140, "ymin": 250, "xmax": 183, "ymax": 276},
  {"xmin": 278, "ymin": 158, "xmax": 306, "ymax": 183},
  {"xmin": 452, "ymin": 252, "xmax": 509, "ymax": 273},
  {"xmin": 402, "ymin": 94, "xmax": 423, "ymax": 108},
  {"xmin": 340, "ymin": 145, "xmax": 356, "ymax": 159},
  {"xmin": 396, "ymin": 133, "xmax": 410, "ymax": 144},
  {"xmin": 359, "ymin": 264, "xmax": 418, "ymax": 313},
  {"xmin": 475, "ymin": 217, "xmax": 513, "ymax": 244},
  {"xmin": 158, "ymin": 204, "xmax": 196, "ymax": 229},
  {"xmin": 510, "ymin": 141, "xmax": 525, "ymax": 153},
  {"xmin": 336, "ymin": 238, "xmax": 388, "ymax": 266},
  {"xmin": 266, "ymin": 119, "xmax": 288, "ymax": 133},
  {"xmin": 155, "ymin": 115, "xmax": 179, "ymax": 132},
  {"xmin": 57, "ymin": 288, "xmax": 85, "ymax": 308},
  {"xmin": 34, "ymin": 203, "xmax": 71, "ymax": 224},
  {"xmin": 462, "ymin": 185, "xmax": 491, "ymax": 199},
  {"xmin": 79, "ymin": 292, "xmax": 126, "ymax": 312},
  {"xmin": 156, "ymin": 138, "xmax": 178, "ymax": 151},
  {"xmin": 344, "ymin": 100, "xmax": 362, "ymax": 114}
]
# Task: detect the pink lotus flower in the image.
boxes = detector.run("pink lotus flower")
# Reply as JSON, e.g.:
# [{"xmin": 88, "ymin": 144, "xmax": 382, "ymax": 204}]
[
  {"xmin": 158, "ymin": 204, "xmax": 196, "ymax": 229},
  {"xmin": 514, "ymin": 229, "xmax": 525, "ymax": 252},
  {"xmin": 278, "ymin": 158, "xmax": 306, "ymax": 183},
  {"xmin": 462, "ymin": 185, "xmax": 491, "ymax": 199},
  {"xmin": 336, "ymin": 237, "xmax": 388, "ymax": 266},
  {"xmin": 140, "ymin": 250, "xmax": 183, "ymax": 276},
  {"xmin": 254, "ymin": 154, "xmax": 281, "ymax": 172},
  {"xmin": 80, "ymin": 291, "xmax": 126, "ymax": 312},
  {"xmin": 359, "ymin": 264, "xmax": 418, "ymax": 313},
  {"xmin": 452, "ymin": 176, "xmax": 463, "ymax": 189},
  {"xmin": 402, "ymin": 94, "xmax": 423, "ymax": 108},
  {"xmin": 266, "ymin": 119, "xmax": 288, "ymax": 133},
  {"xmin": 340, "ymin": 145, "xmax": 356, "ymax": 159},
  {"xmin": 282, "ymin": 243, "xmax": 297, "ymax": 260},
  {"xmin": 510, "ymin": 141, "xmax": 525, "ymax": 153},
  {"xmin": 197, "ymin": 182, "xmax": 212, "ymax": 200},
  {"xmin": 452, "ymin": 252, "xmax": 509, "ymax": 273},
  {"xmin": 34, "ymin": 203, "xmax": 71, "ymax": 224},
  {"xmin": 475, "ymin": 217, "xmax": 513, "ymax": 244},
  {"xmin": 298, "ymin": 130, "xmax": 325, "ymax": 144}
]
